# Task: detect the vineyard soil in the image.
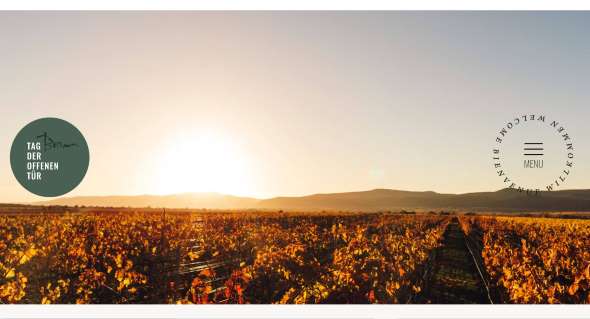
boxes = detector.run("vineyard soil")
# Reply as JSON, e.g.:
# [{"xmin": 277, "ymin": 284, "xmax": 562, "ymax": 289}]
[{"xmin": 418, "ymin": 219, "xmax": 489, "ymax": 303}]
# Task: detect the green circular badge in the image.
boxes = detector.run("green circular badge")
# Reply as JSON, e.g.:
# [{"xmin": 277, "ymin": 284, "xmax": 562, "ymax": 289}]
[{"xmin": 10, "ymin": 118, "xmax": 89, "ymax": 197}]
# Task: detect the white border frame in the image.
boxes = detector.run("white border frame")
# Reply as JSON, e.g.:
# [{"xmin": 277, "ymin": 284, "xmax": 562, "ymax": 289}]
[
  {"xmin": 1, "ymin": 5, "xmax": 589, "ymax": 318},
  {"xmin": 0, "ymin": 305, "xmax": 589, "ymax": 318}
]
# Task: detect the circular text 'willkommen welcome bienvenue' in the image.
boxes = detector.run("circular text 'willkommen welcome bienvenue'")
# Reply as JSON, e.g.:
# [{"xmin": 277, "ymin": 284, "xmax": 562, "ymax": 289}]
[{"xmin": 492, "ymin": 114, "xmax": 574, "ymax": 195}]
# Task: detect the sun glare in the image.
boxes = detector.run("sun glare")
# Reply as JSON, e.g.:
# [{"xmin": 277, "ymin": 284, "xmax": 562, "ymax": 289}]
[{"xmin": 154, "ymin": 132, "xmax": 251, "ymax": 196}]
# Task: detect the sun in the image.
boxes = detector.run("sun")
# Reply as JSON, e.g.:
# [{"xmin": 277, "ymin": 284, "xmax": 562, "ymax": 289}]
[{"xmin": 153, "ymin": 132, "xmax": 251, "ymax": 196}]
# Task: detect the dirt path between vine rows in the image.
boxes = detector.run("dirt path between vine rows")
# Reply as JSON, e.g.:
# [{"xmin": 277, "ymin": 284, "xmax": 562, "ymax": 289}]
[{"xmin": 418, "ymin": 219, "xmax": 489, "ymax": 304}]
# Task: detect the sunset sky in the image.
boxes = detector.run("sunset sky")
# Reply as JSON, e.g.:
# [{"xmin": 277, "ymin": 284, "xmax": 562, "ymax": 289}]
[{"xmin": 1, "ymin": 12, "xmax": 589, "ymax": 202}]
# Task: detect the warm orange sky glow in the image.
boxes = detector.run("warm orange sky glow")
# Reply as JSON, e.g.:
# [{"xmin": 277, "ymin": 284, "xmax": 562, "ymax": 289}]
[
  {"xmin": 151, "ymin": 131, "xmax": 253, "ymax": 196},
  {"xmin": 1, "ymin": 12, "xmax": 589, "ymax": 202}
]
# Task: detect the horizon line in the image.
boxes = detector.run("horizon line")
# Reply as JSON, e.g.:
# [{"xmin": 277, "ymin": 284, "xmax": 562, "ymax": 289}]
[{"xmin": 15, "ymin": 186, "xmax": 590, "ymax": 206}]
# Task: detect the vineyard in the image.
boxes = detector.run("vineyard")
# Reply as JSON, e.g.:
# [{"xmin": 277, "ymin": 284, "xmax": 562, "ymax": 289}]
[
  {"xmin": 460, "ymin": 216, "xmax": 590, "ymax": 304},
  {"xmin": 0, "ymin": 210, "xmax": 589, "ymax": 304}
]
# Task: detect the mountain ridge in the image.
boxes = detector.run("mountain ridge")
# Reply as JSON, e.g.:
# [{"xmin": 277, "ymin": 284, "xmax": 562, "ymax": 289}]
[{"xmin": 29, "ymin": 188, "xmax": 590, "ymax": 212}]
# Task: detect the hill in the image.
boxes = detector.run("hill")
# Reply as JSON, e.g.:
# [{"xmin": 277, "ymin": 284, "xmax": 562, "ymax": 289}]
[
  {"xmin": 35, "ymin": 193, "xmax": 258, "ymax": 209},
  {"xmin": 30, "ymin": 188, "xmax": 590, "ymax": 212},
  {"xmin": 258, "ymin": 188, "xmax": 590, "ymax": 211}
]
